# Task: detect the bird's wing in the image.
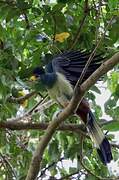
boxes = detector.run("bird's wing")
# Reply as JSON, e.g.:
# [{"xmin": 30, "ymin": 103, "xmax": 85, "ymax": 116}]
[{"xmin": 50, "ymin": 50, "xmax": 104, "ymax": 86}]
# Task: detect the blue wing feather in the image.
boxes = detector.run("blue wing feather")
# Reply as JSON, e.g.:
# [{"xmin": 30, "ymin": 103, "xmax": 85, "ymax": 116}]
[{"xmin": 50, "ymin": 50, "xmax": 104, "ymax": 86}]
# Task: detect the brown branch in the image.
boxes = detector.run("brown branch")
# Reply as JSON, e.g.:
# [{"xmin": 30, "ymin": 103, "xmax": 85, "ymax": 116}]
[
  {"xmin": 25, "ymin": 53, "xmax": 119, "ymax": 180},
  {"xmin": 0, "ymin": 121, "xmax": 87, "ymax": 135},
  {"xmin": 1, "ymin": 119, "xmax": 118, "ymax": 150},
  {"xmin": 7, "ymin": 91, "xmax": 36, "ymax": 103},
  {"xmin": 1, "ymin": 119, "xmax": 119, "ymax": 143}
]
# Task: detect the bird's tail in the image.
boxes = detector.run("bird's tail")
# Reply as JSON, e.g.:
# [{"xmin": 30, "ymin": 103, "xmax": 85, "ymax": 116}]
[{"xmin": 76, "ymin": 109, "xmax": 113, "ymax": 165}]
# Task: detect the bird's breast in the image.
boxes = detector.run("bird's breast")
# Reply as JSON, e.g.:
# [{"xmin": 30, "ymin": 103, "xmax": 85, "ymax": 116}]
[{"xmin": 48, "ymin": 72, "xmax": 73, "ymax": 108}]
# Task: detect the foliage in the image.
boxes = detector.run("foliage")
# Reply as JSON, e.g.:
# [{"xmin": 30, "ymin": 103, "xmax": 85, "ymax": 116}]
[{"xmin": 0, "ymin": 0, "xmax": 119, "ymax": 179}]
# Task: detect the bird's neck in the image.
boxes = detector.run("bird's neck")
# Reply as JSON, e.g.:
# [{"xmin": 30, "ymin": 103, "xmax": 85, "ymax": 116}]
[{"xmin": 40, "ymin": 73, "xmax": 57, "ymax": 89}]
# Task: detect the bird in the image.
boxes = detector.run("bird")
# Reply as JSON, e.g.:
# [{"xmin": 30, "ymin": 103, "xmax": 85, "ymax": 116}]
[{"xmin": 30, "ymin": 50, "xmax": 113, "ymax": 165}]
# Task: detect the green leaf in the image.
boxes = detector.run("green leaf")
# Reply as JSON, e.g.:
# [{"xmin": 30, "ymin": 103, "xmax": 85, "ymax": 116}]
[
  {"xmin": 57, "ymin": 0, "xmax": 69, "ymax": 3},
  {"xmin": 107, "ymin": 71, "xmax": 119, "ymax": 93},
  {"xmin": 108, "ymin": 0, "xmax": 119, "ymax": 9},
  {"xmin": 32, "ymin": 7, "xmax": 41, "ymax": 16},
  {"xmin": 103, "ymin": 121, "xmax": 119, "ymax": 131},
  {"xmin": 69, "ymin": 167, "xmax": 77, "ymax": 174},
  {"xmin": 16, "ymin": 0, "xmax": 31, "ymax": 10},
  {"xmin": 91, "ymin": 85, "xmax": 101, "ymax": 94},
  {"xmin": 0, "ymin": 24, "xmax": 5, "ymax": 40},
  {"xmin": 48, "ymin": 139, "xmax": 60, "ymax": 161}
]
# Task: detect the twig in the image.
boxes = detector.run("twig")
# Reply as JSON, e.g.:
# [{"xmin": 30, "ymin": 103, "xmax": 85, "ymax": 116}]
[
  {"xmin": 51, "ymin": 14, "xmax": 57, "ymax": 44},
  {"xmin": 58, "ymin": 170, "xmax": 80, "ymax": 180},
  {"xmin": 0, "ymin": 152, "xmax": 17, "ymax": 179},
  {"xmin": 23, "ymin": 12, "xmax": 30, "ymax": 29},
  {"xmin": 0, "ymin": 155, "xmax": 11, "ymax": 178},
  {"xmin": 92, "ymin": 0, "xmax": 101, "ymax": 44},
  {"xmin": 100, "ymin": 119, "xmax": 118, "ymax": 126},
  {"xmin": 7, "ymin": 91, "xmax": 36, "ymax": 103},
  {"xmin": 39, "ymin": 157, "xmax": 64, "ymax": 178},
  {"xmin": 69, "ymin": 0, "xmax": 89, "ymax": 50},
  {"xmin": 27, "ymin": 94, "xmax": 48, "ymax": 115}
]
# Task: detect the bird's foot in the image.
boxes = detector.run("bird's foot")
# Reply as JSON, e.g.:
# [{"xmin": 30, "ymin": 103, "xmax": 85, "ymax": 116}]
[{"xmin": 52, "ymin": 109, "xmax": 63, "ymax": 121}]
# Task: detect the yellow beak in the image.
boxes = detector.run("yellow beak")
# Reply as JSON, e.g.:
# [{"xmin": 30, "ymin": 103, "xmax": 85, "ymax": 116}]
[{"xmin": 30, "ymin": 75, "xmax": 37, "ymax": 81}]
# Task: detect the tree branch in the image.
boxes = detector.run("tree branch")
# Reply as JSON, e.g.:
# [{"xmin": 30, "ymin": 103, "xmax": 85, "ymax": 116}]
[
  {"xmin": 25, "ymin": 52, "xmax": 119, "ymax": 180},
  {"xmin": 1, "ymin": 118, "xmax": 118, "ymax": 136},
  {"xmin": 0, "ymin": 121, "xmax": 87, "ymax": 134},
  {"xmin": 7, "ymin": 91, "xmax": 36, "ymax": 103}
]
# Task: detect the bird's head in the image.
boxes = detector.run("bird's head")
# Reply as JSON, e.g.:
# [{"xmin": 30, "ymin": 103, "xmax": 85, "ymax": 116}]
[
  {"xmin": 30, "ymin": 67, "xmax": 45, "ymax": 81},
  {"xmin": 30, "ymin": 66, "xmax": 57, "ymax": 89}
]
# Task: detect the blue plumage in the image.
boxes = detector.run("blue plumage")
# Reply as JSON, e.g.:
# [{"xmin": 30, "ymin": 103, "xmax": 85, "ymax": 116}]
[
  {"xmin": 33, "ymin": 66, "xmax": 57, "ymax": 88},
  {"xmin": 40, "ymin": 73, "xmax": 57, "ymax": 89}
]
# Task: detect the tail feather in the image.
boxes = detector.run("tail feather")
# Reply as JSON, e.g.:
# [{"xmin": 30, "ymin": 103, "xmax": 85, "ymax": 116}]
[
  {"xmin": 87, "ymin": 111, "xmax": 113, "ymax": 165},
  {"xmin": 97, "ymin": 138, "xmax": 113, "ymax": 165},
  {"xmin": 87, "ymin": 111, "xmax": 105, "ymax": 148},
  {"xmin": 77, "ymin": 109, "xmax": 113, "ymax": 165}
]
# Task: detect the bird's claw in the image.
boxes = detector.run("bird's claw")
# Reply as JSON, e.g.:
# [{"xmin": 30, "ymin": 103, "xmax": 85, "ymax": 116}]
[{"xmin": 52, "ymin": 109, "xmax": 63, "ymax": 121}]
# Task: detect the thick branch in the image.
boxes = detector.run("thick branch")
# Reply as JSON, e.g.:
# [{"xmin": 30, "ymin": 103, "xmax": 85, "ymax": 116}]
[
  {"xmin": 0, "ymin": 119, "xmax": 117, "ymax": 133},
  {"xmin": 1, "ymin": 118, "xmax": 119, "ymax": 149},
  {"xmin": 26, "ymin": 53, "xmax": 119, "ymax": 180},
  {"xmin": 0, "ymin": 121, "xmax": 87, "ymax": 134}
]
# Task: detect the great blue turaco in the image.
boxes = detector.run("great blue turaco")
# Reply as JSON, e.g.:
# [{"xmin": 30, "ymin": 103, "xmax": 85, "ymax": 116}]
[{"xmin": 30, "ymin": 50, "xmax": 113, "ymax": 165}]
